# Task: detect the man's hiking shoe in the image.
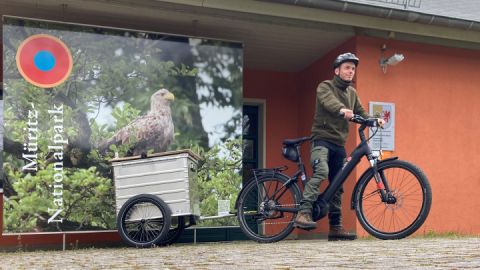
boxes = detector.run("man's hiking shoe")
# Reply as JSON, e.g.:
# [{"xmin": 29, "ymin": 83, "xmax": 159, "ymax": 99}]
[
  {"xmin": 294, "ymin": 212, "xmax": 317, "ymax": 230},
  {"xmin": 328, "ymin": 226, "xmax": 357, "ymax": 241}
]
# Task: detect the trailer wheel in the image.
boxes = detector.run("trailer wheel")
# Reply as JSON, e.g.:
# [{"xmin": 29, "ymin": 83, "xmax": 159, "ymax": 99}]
[
  {"xmin": 117, "ymin": 194, "xmax": 171, "ymax": 248},
  {"xmin": 156, "ymin": 216, "xmax": 186, "ymax": 246}
]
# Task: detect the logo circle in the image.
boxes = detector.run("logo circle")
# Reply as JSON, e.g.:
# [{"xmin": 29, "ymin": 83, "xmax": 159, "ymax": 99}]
[
  {"xmin": 16, "ymin": 34, "xmax": 73, "ymax": 88},
  {"xmin": 34, "ymin": 51, "xmax": 56, "ymax": 71}
]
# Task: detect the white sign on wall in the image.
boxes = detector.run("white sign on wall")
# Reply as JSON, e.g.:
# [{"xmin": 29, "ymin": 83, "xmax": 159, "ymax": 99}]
[{"xmin": 369, "ymin": 102, "xmax": 395, "ymax": 151}]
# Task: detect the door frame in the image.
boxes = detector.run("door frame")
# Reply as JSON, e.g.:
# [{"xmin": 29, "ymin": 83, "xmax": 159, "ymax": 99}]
[{"xmin": 243, "ymin": 98, "xmax": 266, "ymax": 169}]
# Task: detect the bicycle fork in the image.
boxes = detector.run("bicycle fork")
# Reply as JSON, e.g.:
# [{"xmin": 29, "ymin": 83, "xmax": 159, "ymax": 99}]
[{"xmin": 369, "ymin": 158, "xmax": 397, "ymax": 204}]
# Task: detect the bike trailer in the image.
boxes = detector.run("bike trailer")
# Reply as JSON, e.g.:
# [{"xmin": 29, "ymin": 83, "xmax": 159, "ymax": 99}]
[{"xmin": 110, "ymin": 149, "xmax": 202, "ymax": 217}]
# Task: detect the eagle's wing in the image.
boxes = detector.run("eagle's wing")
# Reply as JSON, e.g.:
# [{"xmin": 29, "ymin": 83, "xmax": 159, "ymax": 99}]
[{"xmin": 98, "ymin": 116, "xmax": 146, "ymax": 152}]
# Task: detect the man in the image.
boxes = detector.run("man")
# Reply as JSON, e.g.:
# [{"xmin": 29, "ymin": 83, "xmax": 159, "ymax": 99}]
[{"xmin": 294, "ymin": 52, "xmax": 384, "ymax": 241}]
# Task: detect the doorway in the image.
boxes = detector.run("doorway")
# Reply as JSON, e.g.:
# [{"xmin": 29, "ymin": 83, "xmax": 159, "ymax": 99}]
[{"xmin": 242, "ymin": 101, "xmax": 265, "ymax": 183}]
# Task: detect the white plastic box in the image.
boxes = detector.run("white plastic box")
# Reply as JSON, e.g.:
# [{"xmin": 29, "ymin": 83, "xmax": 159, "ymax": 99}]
[{"xmin": 111, "ymin": 150, "xmax": 201, "ymax": 217}]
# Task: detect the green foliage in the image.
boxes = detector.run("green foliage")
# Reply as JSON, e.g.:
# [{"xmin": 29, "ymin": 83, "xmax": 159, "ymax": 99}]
[
  {"xmin": 194, "ymin": 138, "xmax": 242, "ymax": 227},
  {"xmin": 3, "ymin": 164, "xmax": 115, "ymax": 232},
  {"xmin": 91, "ymin": 102, "xmax": 142, "ymax": 159},
  {"xmin": 111, "ymin": 103, "xmax": 141, "ymax": 129}
]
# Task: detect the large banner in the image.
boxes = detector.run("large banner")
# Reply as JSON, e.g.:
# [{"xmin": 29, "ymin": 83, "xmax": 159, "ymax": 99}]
[{"xmin": 2, "ymin": 17, "xmax": 243, "ymax": 232}]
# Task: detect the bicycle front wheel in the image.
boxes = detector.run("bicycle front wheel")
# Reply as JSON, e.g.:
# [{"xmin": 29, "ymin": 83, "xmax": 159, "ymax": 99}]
[
  {"xmin": 354, "ymin": 159, "xmax": 432, "ymax": 239},
  {"xmin": 237, "ymin": 174, "xmax": 301, "ymax": 243}
]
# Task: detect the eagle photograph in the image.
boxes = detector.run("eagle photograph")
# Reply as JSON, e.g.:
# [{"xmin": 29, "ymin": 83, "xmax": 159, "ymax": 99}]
[
  {"xmin": 99, "ymin": 88, "xmax": 175, "ymax": 156},
  {"xmin": 2, "ymin": 17, "xmax": 243, "ymax": 233}
]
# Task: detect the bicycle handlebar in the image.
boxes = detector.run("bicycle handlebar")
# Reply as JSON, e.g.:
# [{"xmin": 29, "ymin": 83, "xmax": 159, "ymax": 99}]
[{"xmin": 339, "ymin": 112, "xmax": 381, "ymax": 128}]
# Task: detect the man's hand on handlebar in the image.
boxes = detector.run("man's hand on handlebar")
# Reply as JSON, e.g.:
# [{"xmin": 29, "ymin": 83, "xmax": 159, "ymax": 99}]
[
  {"xmin": 339, "ymin": 109, "xmax": 386, "ymax": 128},
  {"xmin": 340, "ymin": 108, "xmax": 354, "ymax": 119},
  {"xmin": 377, "ymin": 118, "xmax": 385, "ymax": 128}
]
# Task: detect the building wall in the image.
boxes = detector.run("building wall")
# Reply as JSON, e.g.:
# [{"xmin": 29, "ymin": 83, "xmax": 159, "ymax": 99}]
[
  {"xmin": 244, "ymin": 69, "xmax": 300, "ymax": 170},
  {"xmin": 356, "ymin": 35, "xmax": 480, "ymax": 235},
  {"xmin": 246, "ymin": 35, "xmax": 480, "ymax": 237}
]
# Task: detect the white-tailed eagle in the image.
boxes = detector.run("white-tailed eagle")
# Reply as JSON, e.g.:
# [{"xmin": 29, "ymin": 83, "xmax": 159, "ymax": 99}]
[{"xmin": 100, "ymin": 88, "xmax": 175, "ymax": 156}]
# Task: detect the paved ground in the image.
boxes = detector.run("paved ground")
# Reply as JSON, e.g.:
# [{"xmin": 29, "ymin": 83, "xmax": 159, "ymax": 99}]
[{"xmin": 1, "ymin": 237, "xmax": 479, "ymax": 269}]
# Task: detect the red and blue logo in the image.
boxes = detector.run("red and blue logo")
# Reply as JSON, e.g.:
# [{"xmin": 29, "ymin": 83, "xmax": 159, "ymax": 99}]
[{"xmin": 16, "ymin": 34, "xmax": 73, "ymax": 88}]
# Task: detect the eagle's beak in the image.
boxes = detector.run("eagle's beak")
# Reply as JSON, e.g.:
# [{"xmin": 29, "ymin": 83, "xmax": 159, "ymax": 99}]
[{"xmin": 165, "ymin": 92, "xmax": 175, "ymax": 101}]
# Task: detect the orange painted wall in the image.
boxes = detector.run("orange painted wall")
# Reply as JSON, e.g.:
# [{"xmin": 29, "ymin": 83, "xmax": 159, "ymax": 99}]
[
  {"xmin": 244, "ymin": 69, "xmax": 300, "ymax": 169},
  {"xmin": 355, "ymin": 36, "xmax": 480, "ymax": 235},
  {"xmin": 244, "ymin": 69, "xmax": 305, "ymax": 237}
]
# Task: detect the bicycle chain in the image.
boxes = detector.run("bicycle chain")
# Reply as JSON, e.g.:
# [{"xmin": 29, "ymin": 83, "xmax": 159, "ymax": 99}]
[
  {"xmin": 260, "ymin": 203, "xmax": 299, "ymax": 225},
  {"xmin": 263, "ymin": 220, "xmax": 294, "ymax": 225}
]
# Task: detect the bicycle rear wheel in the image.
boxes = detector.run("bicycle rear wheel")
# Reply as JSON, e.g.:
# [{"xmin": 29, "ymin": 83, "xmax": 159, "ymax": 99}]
[
  {"xmin": 237, "ymin": 174, "xmax": 301, "ymax": 243},
  {"xmin": 354, "ymin": 159, "xmax": 432, "ymax": 239}
]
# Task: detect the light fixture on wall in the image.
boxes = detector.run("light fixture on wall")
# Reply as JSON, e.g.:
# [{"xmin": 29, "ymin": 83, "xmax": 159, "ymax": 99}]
[{"xmin": 380, "ymin": 44, "xmax": 404, "ymax": 74}]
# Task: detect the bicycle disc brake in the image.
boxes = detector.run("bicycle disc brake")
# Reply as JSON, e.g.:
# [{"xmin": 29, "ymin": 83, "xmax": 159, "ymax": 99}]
[{"xmin": 312, "ymin": 199, "xmax": 328, "ymax": 221}]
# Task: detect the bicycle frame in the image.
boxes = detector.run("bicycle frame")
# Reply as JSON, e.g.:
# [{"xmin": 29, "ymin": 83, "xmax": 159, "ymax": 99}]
[
  {"xmin": 269, "ymin": 120, "xmax": 389, "ymax": 214},
  {"xmin": 238, "ymin": 116, "xmax": 390, "ymax": 216},
  {"xmin": 319, "ymin": 133, "xmax": 373, "ymax": 204},
  {"xmin": 317, "ymin": 123, "xmax": 392, "ymax": 204}
]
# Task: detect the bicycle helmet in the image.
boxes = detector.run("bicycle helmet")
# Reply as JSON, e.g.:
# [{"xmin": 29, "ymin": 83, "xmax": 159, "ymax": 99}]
[
  {"xmin": 282, "ymin": 145, "xmax": 299, "ymax": 162},
  {"xmin": 333, "ymin": 52, "xmax": 359, "ymax": 69}
]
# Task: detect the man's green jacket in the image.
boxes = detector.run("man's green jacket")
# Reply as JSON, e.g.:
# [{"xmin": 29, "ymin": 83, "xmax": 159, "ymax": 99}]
[{"xmin": 311, "ymin": 76, "xmax": 369, "ymax": 146}]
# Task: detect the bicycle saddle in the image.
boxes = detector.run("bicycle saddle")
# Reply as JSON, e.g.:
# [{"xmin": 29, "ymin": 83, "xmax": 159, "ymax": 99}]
[{"xmin": 282, "ymin": 136, "xmax": 312, "ymax": 146}]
